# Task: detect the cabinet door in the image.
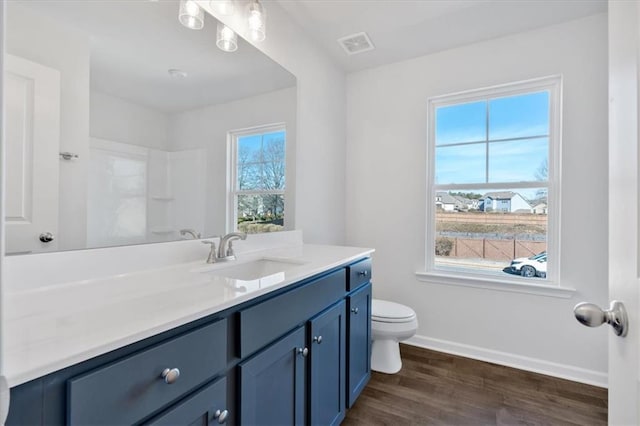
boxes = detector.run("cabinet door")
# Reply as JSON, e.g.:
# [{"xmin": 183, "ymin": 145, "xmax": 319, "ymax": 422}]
[
  {"xmin": 347, "ymin": 283, "xmax": 372, "ymax": 408},
  {"xmin": 239, "ymin": 326, "xmax": 306, "ymax": 426},
  {"xmin": 309, "ymin": 300, "xmax": 346, "ymax": 426},
  {"xmin": 144, "ymin": 377, "xmax": 228, "ymax": 426}
]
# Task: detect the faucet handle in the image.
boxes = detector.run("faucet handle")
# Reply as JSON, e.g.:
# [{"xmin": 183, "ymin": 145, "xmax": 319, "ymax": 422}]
[
  {"xmin": 226, "ymin": 240, "xmax": 236, "ymax": 257},
  {"xmin": 202, "ymin": 240, "xmax": 217, "ymax": 264}
]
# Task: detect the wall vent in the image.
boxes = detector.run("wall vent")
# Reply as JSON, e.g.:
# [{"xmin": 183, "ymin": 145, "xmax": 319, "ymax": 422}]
[{"xmin": 337, "ymin": 32, "xmax": 375, "ymax": 56}]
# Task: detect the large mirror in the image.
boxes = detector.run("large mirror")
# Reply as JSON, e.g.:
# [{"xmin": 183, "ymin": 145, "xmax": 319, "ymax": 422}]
[{"xmin": 3, "ymin": 0, "xmax": 296, "ymax": 254}]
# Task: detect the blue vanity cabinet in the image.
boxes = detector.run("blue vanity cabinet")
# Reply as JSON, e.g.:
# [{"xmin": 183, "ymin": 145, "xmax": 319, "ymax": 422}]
[
  {"xmin": 6, "ymin": 257, "xmax": 374, "ymax": 426},
  {"xmin": 239, "ymin": 326, "xmax": 307, "ymax": 425},
  {"xmin": 309, "ymin": 300, "xmax": 346, "ymax": 426},
  {"xmin": 346, "ymin": 282, "xmax": 372, "ymax": 408}
]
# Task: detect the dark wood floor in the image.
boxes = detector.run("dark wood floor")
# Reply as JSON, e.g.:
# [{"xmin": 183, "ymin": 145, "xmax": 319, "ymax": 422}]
[{"xmin": 343, "ymin": 344, "xmax": 607, "ymax": 426}]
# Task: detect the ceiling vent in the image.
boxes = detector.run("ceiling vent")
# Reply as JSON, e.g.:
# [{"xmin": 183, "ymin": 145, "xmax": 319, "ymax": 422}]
[{"xmin": 337, "ymin": 32, "xmax": 375, "ymax": 56}]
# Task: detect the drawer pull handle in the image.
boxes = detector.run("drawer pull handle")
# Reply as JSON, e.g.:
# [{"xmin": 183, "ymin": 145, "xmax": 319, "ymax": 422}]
[
  {"xmin": 297, "ymin": 347, "xmax": 309, "ymax": 357},
  {"xmin": 214, "ymin": 409, "xmax": 229, "ymax": 424},
  {"xmin": 313, "ymin": 335, "xmax": 323, "ymax": 344},
  {"xmin": 357, "ymin": 270, "xmax": 368, "ymax": 277},
  {"xmin": 351, "ymin": 307, "xmax": 359, "ymax": 314},
  {"xmin": 161, "ymin": 368, "xmax": 180, "ymax": 384}
]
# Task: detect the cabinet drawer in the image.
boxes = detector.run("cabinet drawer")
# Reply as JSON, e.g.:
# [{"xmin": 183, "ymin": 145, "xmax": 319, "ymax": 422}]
[
  {"xmin": 67, "ymin": 319, "xmax": 227, "ymax": 425},
  {"xmin": 347, "ymin": 258, "xmax": 372, "ymax": 291},
  {"xmin": 239, "ymin": 269, "xmax": 346, "ymax": 358},
  {"xmin": 144, "ymin": 377, "xmax": 228, "ymax": 426}
]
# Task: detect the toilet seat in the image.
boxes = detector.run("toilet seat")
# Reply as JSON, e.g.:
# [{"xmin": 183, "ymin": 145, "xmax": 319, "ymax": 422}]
[{"xmin": 372, "ymin": 299, "xmax": 416, "ymax": 323}]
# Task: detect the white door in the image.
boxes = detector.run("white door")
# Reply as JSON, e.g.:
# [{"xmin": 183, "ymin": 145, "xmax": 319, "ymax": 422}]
[
  {"xmin": 607, "ymin": 1, "xmax": 639, "ymax": 424},
  {"xmin": 4, "ymin": 54, "xmax": 60, "ymax": 253}
]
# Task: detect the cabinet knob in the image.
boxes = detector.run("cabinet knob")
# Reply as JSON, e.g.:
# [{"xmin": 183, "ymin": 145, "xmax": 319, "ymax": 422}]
[
  {"xmin": 351, "ymin": 307, "xmax": 359, "ymax": 314},
  {"xmin": 161, "ymin": 368, "xmax": 180, "ymax": 384},
  {"xmin": 214, "ymin": 409, "xmax": 229, "ymax": 424},
  {"xmin": 313, "ymin": 335, "xmax": 323, "ymax": 344},
  {"xmin": 357, "ymin": 270, "xmax": 368, "ymax": 277},
  {"xmin": 297, "ymin": 347, "xmax": 309, "ymax": 357}
]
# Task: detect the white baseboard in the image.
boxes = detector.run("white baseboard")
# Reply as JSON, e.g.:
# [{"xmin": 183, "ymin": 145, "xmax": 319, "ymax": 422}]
[{"xmin": 405, "ymin": 334, "xmax": 608, "ymax": 389}]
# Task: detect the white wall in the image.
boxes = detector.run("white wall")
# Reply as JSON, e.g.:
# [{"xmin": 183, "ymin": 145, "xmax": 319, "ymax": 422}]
[
  {"xmin": 169, "ymin": 87, "xmax": 296, "ymax": 237},
  {"xmin": 345, "ymin": 15, "xmax": 609, "ymax": 385},
  {"xmin": 204, "ymin": 2, "xmax": 346, "ymax": 245},
  {"xmin": 6, "ymin": 3, "xmax": 90, "ymax": 251},
  {"xmin": 90, "ymin": 91, "xmax": 170, "ymax": 151}
]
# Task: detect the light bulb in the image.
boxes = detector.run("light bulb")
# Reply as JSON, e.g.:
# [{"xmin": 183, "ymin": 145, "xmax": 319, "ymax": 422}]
[
  {"xmin": 246, "ymin": 0, "xmax": 266, "ymax": 42},
  {"xmin": 248, "ymin": 11, "xmax": 261, "ymax": 29},
  {"xmin": 210, "ymin": 0, "xmax": 235, "ymax": 16},
  {"xmin": 179, "ymin": 0, "xmax": 204, "ymax": 30},
  {"xmin": 184, "ymin": 0, "xmax": 199, "ymax": 15},
  {"xmin": 216, "ymin": 22, "xmax": 238, "ymax": 52}
]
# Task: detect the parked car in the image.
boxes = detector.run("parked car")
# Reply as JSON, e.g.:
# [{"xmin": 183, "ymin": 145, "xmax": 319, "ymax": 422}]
[{"xmin": 509, "ymin": 251, "xmax": 547, "ymax": 278}]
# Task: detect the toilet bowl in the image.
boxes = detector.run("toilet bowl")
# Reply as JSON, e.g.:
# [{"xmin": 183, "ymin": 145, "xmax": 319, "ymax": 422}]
[{"xmin": 371, "ymin": 299, "xmax": 418, "ymax": 374}]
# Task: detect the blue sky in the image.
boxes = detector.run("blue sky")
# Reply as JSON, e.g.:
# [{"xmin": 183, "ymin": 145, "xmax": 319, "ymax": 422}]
[
  {"xmin": 238, "ymin": 130, "xmax": 286, "ymax": 161},
  {"xmin": 237, "ymin": 130, "xmax": 286, "ymax": 190},
  {"xmin": 435, "ymin": 91, "xmax": 550, "ymax": 193}
]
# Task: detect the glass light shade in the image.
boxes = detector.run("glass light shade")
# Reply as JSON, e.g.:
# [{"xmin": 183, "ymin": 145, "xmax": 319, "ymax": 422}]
[
  {"xmin": 179, "ymin": 0, "xmax": 205, "ymax": 30},
  {"xmin": 247, "ymin": 0, "xmax": 266, "ymax": 42},
  {"xmin": 216, "ymin": 22, "xmax": 238, "ymax": 52},
  {"xmin": 210, "ymin": 0, "xmax": 235, "ymax": 16}
]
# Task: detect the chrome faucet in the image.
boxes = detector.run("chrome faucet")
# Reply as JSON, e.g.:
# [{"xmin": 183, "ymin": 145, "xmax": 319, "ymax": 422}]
[
  {"xmin": 180, "ymin": 228, "xmax": 201, "ymax": 239},
  {"xmin": 218, "ymin": 232, "xmax": 247, "ymax": 261}
]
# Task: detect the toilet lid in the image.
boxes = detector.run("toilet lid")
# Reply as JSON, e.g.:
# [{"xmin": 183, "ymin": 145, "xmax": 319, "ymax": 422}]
[{"xmin": 371, "ymin": 299, "xmax": 416, "ymax": 322}]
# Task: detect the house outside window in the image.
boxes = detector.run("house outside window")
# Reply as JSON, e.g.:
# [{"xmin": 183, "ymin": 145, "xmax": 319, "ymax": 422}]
[
  {"xmin": 425, "ymin": 76, "xmax": 561, "ymax": 286},
  {"xmin": 228, "ymin": 124, "xmax": 286, "ymax": 234}
]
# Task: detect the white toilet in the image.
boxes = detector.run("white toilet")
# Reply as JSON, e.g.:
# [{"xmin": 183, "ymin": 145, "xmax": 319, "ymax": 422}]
[{"xmin": 371, "ymin": 299, "xmax": 418, "ymax": 374}]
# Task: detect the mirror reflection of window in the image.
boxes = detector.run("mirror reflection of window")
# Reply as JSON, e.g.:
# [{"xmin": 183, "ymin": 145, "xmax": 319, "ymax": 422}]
[{"xmin": 231, "ymin": 126, "xmax": 286, "ymax": 234}]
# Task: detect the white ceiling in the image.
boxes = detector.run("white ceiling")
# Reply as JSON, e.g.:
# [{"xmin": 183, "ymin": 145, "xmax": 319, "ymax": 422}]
[
  {"xmin": 14, "ymin": 1, "xmax": 296, "ymax": 113},
  {"xmin": 276, "ymin": 0, "xmax": 607, "ymax": 72}
]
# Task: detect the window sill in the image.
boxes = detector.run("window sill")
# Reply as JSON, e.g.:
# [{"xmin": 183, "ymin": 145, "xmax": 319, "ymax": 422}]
[{"xmin": 415, "ymin": 270, "xmax": 576, "ymax": 298}]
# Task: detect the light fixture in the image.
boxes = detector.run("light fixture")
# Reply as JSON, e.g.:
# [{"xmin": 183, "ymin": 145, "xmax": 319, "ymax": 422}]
[
  {"xmin": 216, "ymin": 22, "xmax": 238, "ymax": 52},
  {"xmin": 210, "ymin": 0, "xmax": 235, "ymax": 16},
  {"xmin": 179, "ymin": 0, "xmax": 205, "ymax": 30},
  {"xmin": 247, "ymin": 0, "xmax": 266, "ymax": 42}
]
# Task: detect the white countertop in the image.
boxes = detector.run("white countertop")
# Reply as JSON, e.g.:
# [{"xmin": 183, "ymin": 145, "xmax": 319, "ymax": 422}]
[{"xmin": 4, "ymin": 243, "xmax": 373, "ymax": 387}]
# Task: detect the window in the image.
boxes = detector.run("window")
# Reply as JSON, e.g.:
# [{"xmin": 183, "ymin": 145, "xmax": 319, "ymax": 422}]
[
  {"xmin": 229, "ymin": 124, "xmax": 286, "ymax": 234},
  {"xmin": 425, "ymin": 77, "xmax": 561, "ymax": 286}
]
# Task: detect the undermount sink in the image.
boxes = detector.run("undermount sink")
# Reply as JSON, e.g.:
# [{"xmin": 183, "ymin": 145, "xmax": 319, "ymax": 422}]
[{"xmin": 200, "ymin": 258, "xmax": 306, "ymax": 281}]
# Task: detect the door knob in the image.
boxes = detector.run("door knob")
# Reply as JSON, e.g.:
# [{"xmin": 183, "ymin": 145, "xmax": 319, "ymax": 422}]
[
  {"xmin": 573, "ymin": 300, "xmax": 628, "ymax": 337},
  {"xmin": 39, "ymin": 232, "xmax": 54, "ymax": 243}
]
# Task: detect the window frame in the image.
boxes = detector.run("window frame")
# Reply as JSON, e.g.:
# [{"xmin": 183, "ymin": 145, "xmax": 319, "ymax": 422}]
[
  {"xmin": 227, "ymin": 123, "xmax": 287, "ymax": 233},
  {"xmin": 421, "ymin": 76, "xmax": 567, "ymax": 293}
]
